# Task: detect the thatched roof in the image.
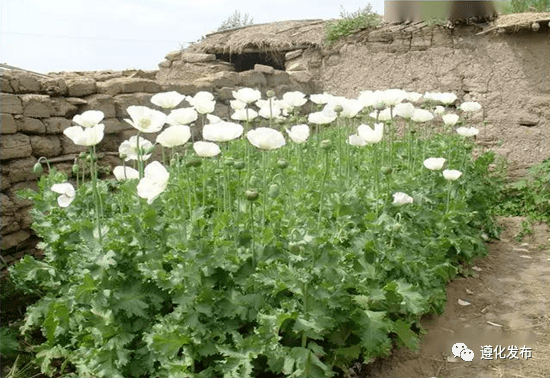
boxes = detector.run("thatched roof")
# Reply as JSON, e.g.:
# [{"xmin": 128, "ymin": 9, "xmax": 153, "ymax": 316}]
[
  {"xmin": 187, "ymin": 19, "xmax": 328, "ymax": 54},
  {"xmin": 477, "ymin": 12, "xmax": 550, "ymax": 35}
]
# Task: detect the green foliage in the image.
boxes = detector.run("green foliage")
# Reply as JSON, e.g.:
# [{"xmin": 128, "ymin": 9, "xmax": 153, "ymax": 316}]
[
  {"xmin": 494, "ymin": 158, "xmax": 550, "ymax": 223},
  {"xmin": 325, "ymin": 5, "xmax": 381, "ymax": 45},
  {"xmin": 217, "ymin": 10, "xmax": 254, "ymax": 31},
  {"xmin": 0, "ymin": 327, "xmax": 19, "ymax": 358},
  {"xmin": 9, "ymin": 104, "xmax": 501, "ymax": 377},
  {"xmin": 501, "ymin": 0, "xmax": 550, "ymax": 13}
]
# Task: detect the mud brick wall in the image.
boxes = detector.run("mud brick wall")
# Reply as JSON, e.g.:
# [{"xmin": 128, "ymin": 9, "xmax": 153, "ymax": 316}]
[{"xmin": 0, "ymin": 60, "xmax": 312, "ymax": 256}]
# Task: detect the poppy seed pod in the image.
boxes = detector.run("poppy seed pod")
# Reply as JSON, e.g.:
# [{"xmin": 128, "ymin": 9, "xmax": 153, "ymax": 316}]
[
  {"xmin": 249, "ymin": 175, "xmax": 261, "ymax": 187},
  {"xmin": 268, "ymin": 184, "xmax": 280, "ymax": 198},
  {"xmin": 72, "ymin": 164, "xmax": 79, "ymax": 174},
  {"xmin": 224, "ymin": 157, "xmax": 235, "ymax": 166},
  {"xmin": 266, "ymin": 90, "xmax": 275, "ymax": 98},
  {"xmin": 234, "ymin": 160, "xmax": 245, "ymax": 170},
  {"xmin": 277, "ymin": 159, "xmax": 289, "ymax": 169},
  {"xmin": 381, "ymin": 166, "xmax": 393, "ymax": 175}
]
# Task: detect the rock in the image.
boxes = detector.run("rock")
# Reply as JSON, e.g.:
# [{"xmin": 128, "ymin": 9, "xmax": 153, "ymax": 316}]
[
  {"xmin": 61, "ymin": 135, "xmax": 87, "ymax": 154},
  {"xmin": 103, "ymin": 118, "xmax": 132, "ymax": 134},
  {"xmin": 158, "ymin": 60, "xmax": 172, "ymax": 69},
  {"xmin": 1, "ymin": 76, "xmax": 14, "ymax": 93},
  {"xmin": 20, "ymin": 94, "xmax": 54, "ymax": 118},
  {"xmin": 97, "ymin": 77, "xmax": 161, "ymax": 96},
  {"xmin": 44, "ymin": 117, "xmax": 72, "ymax": 134},
  {"xmin": 165, "ymin": 50, "xmax": 183, "ymax": 61},
  {"xmin": 211, "ymin": 71, "xmax": 241, "ymax": 87},
  {"xmin": 128, "ymin": 70, "xmax": 157, "ymax": 80},
  {"xmin": 238, "ymin": 71, "xmax": 267, "ymax": 87},
  {"xmin": 285, "ymin": 49, "xmax": 303, "ymax": 60},
  {"xmin": 1, "ymin": 174, "xmax": 10, "ymax": 191},
  {"xmin": 8, "ymin": 72, "xmax": 42, "ymax": 93},
  {"xmin": 267, "ymin": 70, "xmax": 291, "ymax": 87},
  {"xmin": 288, "ymin": 71, "xmax": 313, "ymax": 84},
  {"xmin": 0, "ymin": 133, "xmax": 32, "ymax": 160},
  {"xmin": 215, "ymin": 87, "xmax": 236, "ymax": 101},
  {"xmin": 15, "ymin": 117, "xmax": 46, "ymax": 134},
  {"xmin": 17, "ymin": 206, "xmax": 34, "ymax": 229},
  {"xmin": 50, "ymin": 98, "xmax": 78, "ymax": 117},
  {"xmin": 181, "ymin": 53, "xmax": 216, "ymax": 63},
  {"xmin": 1, "ymin": 214, "xmax": 20, "ymax": 235},
  {"xmin": 5, "ymin": 156, "xmax": 38, "ymax": 183},
  {"xmin": 0, "ymin": 93, "xmax": 23, "ymax": 114},
  {"xmin": 65, "ymin": 97, "xmax": 88, "ymax": 106},
  {"xmin": 1, "ymin": 193, "xmax": 16, "ymax": 214},
  {"xmin": 254, "ymin": 64, "xmax": 275, "ymax": 74},
  {"xmin": 518, "ymin": 113, "xmax": 538, "ymax": 126},
  {"xmin": 286, "ymin": 62, "xmax": 307, "ymax": 72},
  {"xmin": 1, "ymin": 230, "xmax": 31, "ymax": 250},
  {"xmin": 81, "ymin": 94, "xmax": 116, "ymax": 118},
  {"xmin": 66, "ymin": 77, "xmax": 97, "ymax": 97},
  {"xmin": 40, "ymin": 77, "xmax": 68, "ymax": 96},
  {"xmin": 1, "ymin": 114, "xmax": 17, "ymax": 134},
  {"xmin": 30, "ymin": 135, "xmax": 62, "ymax": 157},
  {"xmin": 113, "ymin": 93, "xmax": 154, "ymax": 118},
  {"xmin": 8, "ymin": 181, "xmax": 37, "ymax": 208}
]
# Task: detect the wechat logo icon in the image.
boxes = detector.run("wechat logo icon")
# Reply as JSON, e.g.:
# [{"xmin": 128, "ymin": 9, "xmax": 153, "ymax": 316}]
[{"xmin": 452, "ymin": 343, "xmax": 474, "ymax": 362}]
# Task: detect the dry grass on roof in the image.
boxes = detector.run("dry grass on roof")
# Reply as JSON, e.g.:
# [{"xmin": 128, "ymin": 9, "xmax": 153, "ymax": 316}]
[
  {"xmin": 491, "ymin": 12, "xmax": 550, "ymax": 29},
  {"xmin": 188, "ymin": 19, "xmax": 328, "ymax": 54}
]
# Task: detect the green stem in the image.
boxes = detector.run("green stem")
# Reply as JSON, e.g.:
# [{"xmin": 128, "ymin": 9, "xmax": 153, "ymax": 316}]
[
  {"xmin": 301, "ymin": 282, "xmax": 308, "ymax": 348},
  {"xmin": 89, "ymin": 147, "xmax": 103, "ymax": 244},
  {"xmin": 250, "ymin": 201, "xmax": 256, "ymax": 269},
  {"xmin": 445, "ymin": 181, "xmax": 452, "ymax": 214},
  {"xmin": 317, "ymin": 149, "xmax": 330, "ymax": 227}
]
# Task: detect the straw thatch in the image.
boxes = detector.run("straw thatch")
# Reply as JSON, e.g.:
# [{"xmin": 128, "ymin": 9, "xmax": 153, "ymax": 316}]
[
  {"xmin": 186, "ymin": 19, "xmax": 328, "ymax": 55},
  {"xmin": 477, "ymin": 12, "xmax": 550, "ymax": 34}
]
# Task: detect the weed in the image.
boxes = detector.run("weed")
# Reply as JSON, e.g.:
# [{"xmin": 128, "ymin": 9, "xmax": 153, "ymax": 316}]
[{"xmin": 325, "ymin": 4, "xmax": 381, "ymax": 45}]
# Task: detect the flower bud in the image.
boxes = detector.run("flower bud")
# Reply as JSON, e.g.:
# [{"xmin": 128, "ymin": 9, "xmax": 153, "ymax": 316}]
[
  {"xmin": 234, "ymin": 160, "xmax": 245, "ymax": 170},
  {"xmin": 333, "ymin": 104, "xmax": 343, "ymax": 113},
  {"xmin": 72, "ymin": 164, "xmax": 79, "ymax": 174},
  {"xmin": 79, "ymin": 152, "xmax": 87, "ymax": 159},
  {"xmin": 268, "ymin": 184, "xmax": 280, "ymax": 198},
  {"xmin": 266, "ymin": 90, "xmax": 275, "ymax": 98},
  {"xmin": 245, "ymin": 190, "xmax": 259, "ymax": 201},
  {"xmin": 277, "ymin": 159, "xmax": 289, "ymax": 169},
  {"xmin": 119, "ymin": 153, "xmax": 128, "ymax": 160},
  {"xmin": 185, "ymin": 158, "xmax": 202, "ymax": 167},
  {"xmin": 224, "ymin": 157, "xmax": 235, "ymax": 167},
  {"xmin": 33, "ymin": 162, "xmax": 43, "ymax": 173},
  {"xmin": 320, "ymin": 139, "xmax": 332, "ymax": 150}
]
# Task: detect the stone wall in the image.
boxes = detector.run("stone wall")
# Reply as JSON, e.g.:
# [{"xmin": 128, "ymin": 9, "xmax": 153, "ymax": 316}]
[{"xmin": 0, "ymin": 56, "xmax": 315, "ymax": 256}]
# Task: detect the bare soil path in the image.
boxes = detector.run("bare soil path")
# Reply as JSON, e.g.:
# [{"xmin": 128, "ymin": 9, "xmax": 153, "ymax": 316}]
[{"xmin": 353, "ymin": 216, "xmax": 550, "ymax": 378}]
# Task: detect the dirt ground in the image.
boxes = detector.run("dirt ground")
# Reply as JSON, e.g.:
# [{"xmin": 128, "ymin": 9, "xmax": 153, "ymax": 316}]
[{"xmin": 349, "ymin": 217, "xmax": 550, "ymax": 378}]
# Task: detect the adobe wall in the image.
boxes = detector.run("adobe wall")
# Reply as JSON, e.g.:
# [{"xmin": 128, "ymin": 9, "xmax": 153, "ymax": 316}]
[
  {"xmin": 0, "ymin": 56, "xmax": 312, "ymax": 257},
  {"xmin": 308, "ymin": 24, "xmax": 549, "ymax": 177}
]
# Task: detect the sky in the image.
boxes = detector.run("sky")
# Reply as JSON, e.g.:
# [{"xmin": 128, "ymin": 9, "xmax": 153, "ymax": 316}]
[{"xmin": 0, "ymin": 0, "xmax": 385, "ymax": 74}]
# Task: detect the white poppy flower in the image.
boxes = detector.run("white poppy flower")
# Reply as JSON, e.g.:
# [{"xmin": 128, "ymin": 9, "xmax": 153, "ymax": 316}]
[
  {"xmin": 125, "ymin": 106, "xmax": 167, "ymax": 133},
  {"xmin": 411, "ymin": 108, "xmax": 434, "ymax": 123},
  {"xmin": 456, "ymin": 127, "xmax": 479, "ymax": 137},
  {"xmin": 282, "ymin": 91, "xmax": 307, "ymax": 108},
  {"xmin": 73, "ymin": 110, "xmax": 104, "ymax": 128},
  {"xmin": 259, "ymin": 105, "xmax": 283, "ymax": 120},
  {"xmin": 438, "ymin": 92, "xmax": 457, "ymax": 105},
  {"xmin": 230, "ymin": 99, "xmax": 247, "ymax": 111},
  {"xmin": 119, "ymin": 136, "xmax": 153, "ymax": 161},
  {"xmin": 443, "ymin": 169, "xmax": 463, "ymax": 181},
  {"xmin": 193, "ymin": 141, "xmax": 221, "ymax": 157},
  {"xmin": 310, "ymin": 93, "xmax": 332, "ymax": 105},
  {"xmin": 207, "ymin": 114, "xmax": 222, "ymax": 124},
  {"xmin": 348, "ymin": 134, "xmax": 368, "ymax": 146},
  {"xmin": 338, "ymin": 99, "xmax": 364, "ymax": 118},
  {"xmin": 232, "ymin": 88, "xmax": 261, "ymax": 104},
  {"xmin": 63, "ymin": 124, "xmax": 104, "ymax": 146},
  {"xmin": 381, "ymin": 89, "xmax": 407, "ymax": 107},
  {"xmin": 308, "ymin": 109, "xmax": 337, "ymax": 125},
  {"xmin": 423, "ymin": 157, "xmax": 447, "ymax": 171},
  {"xmin": 357, "ymin": 123, "xmax": 384, "ymax": 144},
  {"xmin": 405, "ymin": 92, "xmax": 423, "ymax": 103},
  {"xmin": 459, "ymin": 101, "xmax": 482, "ymax": 112},
  {"xmin": 113, "ymin": 166, "xmax": 139, "ymax": 181},
  {"xmin": 51, "ymin": 182, "xmax": 75, "ymax": 207},
  {"xmin": 442, "ymin": 114, "xmax": 460, "ymax": 126},
  {"xmin": 392, "ymin": 192, "xmax": 413, "ymax": 206},
  {"xmin": 167, "ymin": 108, "xmax": 198, "ymax": 126},
  {"xmin": 247, "ymin": 127, "xmax": 286, "ymax": 150},
  {"xmin": 231, "ymin": 108, "xmax": 258, "ymax": 122},
  {"xmin": 285, "ymin": 124, "xmax": 310, "ymax": 144},
  {"xmin": 394, "ymin": 102, "xmax": 415, "ymax": 119},
  {"xmin": 137, "ymin": 161, "xmax": 170, "ymax": 204},
  {"xmin": 187, "ymin": 91, "xmax": 214, "ymax": 105},
  {"xmin": 203, "ymin": 121, "xmax": 243, "ymax": 142},
  {"xmin": 156, "ymin": 125, "xmax": 191, "ymax": 147},
  {"xmin": 434, "ymin": 106, "xmax": 446, "ymax": 115},
  {"xmin": 151, "ymin": 91, "xmax": 186, "ymax": 109},
  {"xmin": 370, "ymin": 108, "xmax": 393, "ymax": 121}
]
